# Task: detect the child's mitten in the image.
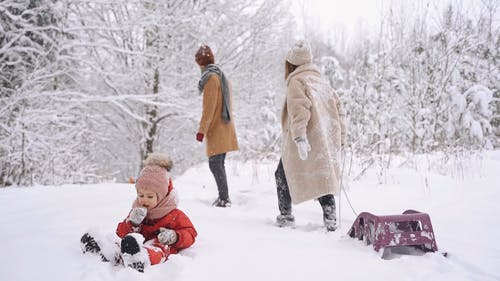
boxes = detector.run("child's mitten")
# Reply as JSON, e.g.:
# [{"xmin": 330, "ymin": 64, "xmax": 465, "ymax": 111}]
[
  {"xmin": 128, "ymin": 207, "xmax": 147, "ymax": 226},
  {"xmin": 158, "ymin": 228, "xmax": 178, "ymax": 245}
]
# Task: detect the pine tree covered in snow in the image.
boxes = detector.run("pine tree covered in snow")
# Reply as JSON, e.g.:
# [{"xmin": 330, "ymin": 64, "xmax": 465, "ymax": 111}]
[{"xmin": 317, "ymin": 1, "xmax": 498, "ymax": 158}]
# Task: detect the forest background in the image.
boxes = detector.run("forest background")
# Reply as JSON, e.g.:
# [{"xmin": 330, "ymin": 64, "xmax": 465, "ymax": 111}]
[{"xmin": 1, "ymin": 0, "xmax": 498, "ymax": 187}]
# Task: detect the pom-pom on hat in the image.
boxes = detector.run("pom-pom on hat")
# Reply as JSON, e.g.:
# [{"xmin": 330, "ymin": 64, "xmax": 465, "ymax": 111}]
[
  {"xmin": 286, "ymin": 40, "xmax": 312, "ymax": 66},
  {"xmin": 143, "ymin": 152, "xmax": 172, "ymax": 171},
  {"xmin": 195, "ymin": 45, "xmax": 215, "ymax": 66},
  {"xmin": 135, "ymin": 153, "xmax": 172, "ymax": 200}
]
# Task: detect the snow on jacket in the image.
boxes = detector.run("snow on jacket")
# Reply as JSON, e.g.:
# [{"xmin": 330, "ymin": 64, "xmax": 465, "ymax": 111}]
[
  {"xmin": 281, "ymin": 63, "xmax": 347, "ymax": 204},
  {"xmin": 116, "ymin": 208, "xmax": 197, "ymax": 254},
  {"xmin": 198, "ymin": 74, "xmax": 239, "ymax": 157}
]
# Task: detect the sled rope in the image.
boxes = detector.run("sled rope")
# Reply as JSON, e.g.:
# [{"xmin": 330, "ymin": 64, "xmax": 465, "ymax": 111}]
[{"xmin": 338, "ymin": 147, "xmax": 358, "ymax": 229}]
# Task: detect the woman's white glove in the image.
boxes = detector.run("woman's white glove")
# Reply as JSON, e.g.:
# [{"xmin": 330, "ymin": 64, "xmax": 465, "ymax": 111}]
[
  {"xmin": 128, "ymin": 207, "xmax": 147, "ymax": 226},
  {"xmin": 158, "ymin": 228, "xmax": 178, "ymax": 245},
  {"xmin": 295, "ymin": 136, "xmax": 311, "ymax": 160}
]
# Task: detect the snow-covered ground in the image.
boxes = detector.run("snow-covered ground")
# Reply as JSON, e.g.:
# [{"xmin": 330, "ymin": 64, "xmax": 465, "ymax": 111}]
[{"xmin": 1, "ymin": 151, "xmax": 499, "ymax": 281}]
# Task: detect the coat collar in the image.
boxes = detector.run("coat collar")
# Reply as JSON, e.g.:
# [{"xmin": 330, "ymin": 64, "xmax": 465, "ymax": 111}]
[{"xmin": 286, "ymin": 63, "xmax": 320, "ymax": 85}]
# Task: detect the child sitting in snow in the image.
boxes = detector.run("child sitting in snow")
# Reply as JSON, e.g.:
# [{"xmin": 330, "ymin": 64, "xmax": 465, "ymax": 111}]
[{"xmin": 80, "ymin": 153, "xmax": 198, "ymax": 272}]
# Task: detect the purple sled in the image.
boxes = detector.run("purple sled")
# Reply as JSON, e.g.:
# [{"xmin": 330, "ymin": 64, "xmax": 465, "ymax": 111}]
[{"xmin": 348, "ymin": 209, "xmax": 439, "ymax": 253}]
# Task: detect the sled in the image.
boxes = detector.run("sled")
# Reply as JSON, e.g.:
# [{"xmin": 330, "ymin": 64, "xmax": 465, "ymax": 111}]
[{"xmin": 348, "ymin": 209, "xmax": 440, "ymax": 254}]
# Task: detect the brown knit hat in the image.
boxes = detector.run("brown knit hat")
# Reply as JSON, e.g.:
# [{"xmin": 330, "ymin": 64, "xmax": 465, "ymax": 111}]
[
  {"xmin": 135, "ymin": 153, "xmax": 172, "ymax": 200},
  {"xmin": 195, "ymin": 45, "xmax": 215, "ymax": 66}
]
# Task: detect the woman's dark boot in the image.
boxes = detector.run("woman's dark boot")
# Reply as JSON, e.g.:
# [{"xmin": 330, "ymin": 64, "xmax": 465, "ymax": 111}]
[{"xmin": 318, "ymin": 195, "xmax": 337, "ymax": 231}]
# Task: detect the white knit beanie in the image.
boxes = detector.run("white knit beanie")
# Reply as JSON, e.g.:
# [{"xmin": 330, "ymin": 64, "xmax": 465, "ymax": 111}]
[{"xmin": 286, "ymin": 40, "xmax": 312, "ymax": 66}]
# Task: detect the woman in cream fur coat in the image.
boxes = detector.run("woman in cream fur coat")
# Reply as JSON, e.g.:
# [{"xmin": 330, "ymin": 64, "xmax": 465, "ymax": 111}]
[{"xmin": 275, "ymin": 40, "xmax": 347, "ymax": 231}]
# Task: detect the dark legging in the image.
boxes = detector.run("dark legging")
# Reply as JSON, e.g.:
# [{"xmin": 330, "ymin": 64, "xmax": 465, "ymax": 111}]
[
  {"xmin": 275, "ymin": 159, "xmax": 335, "ymax": 216},
  {"xmin": 209, "ymin": 153, "xmax": 229, "ymax": 200}
]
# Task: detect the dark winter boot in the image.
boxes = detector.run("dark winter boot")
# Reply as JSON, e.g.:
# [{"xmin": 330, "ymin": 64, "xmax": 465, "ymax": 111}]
[
  {"xmin": 80, "ymin": 233, "xmax": 109, "ymax": 262},
  {"xmin": 212, "ymin": 197, "xmax": 232, "ymax": 207},
  {"xmin": 276, "ymin": 214, "xmax": 296, "ymax": 228},
  {"xmin": 322, "ymin": 205, "xmax": 337, "ymax": 232},
  {"xmin": 121, "ymin": 235, "xmax": 140, "ymax": 255},
  {"xmin": 318, "ymin": 195, "xmax": 337, "ymax": 232},
  {"xmin": 121, "ymin": 235, "xmax": 145, "ymax": 272}
]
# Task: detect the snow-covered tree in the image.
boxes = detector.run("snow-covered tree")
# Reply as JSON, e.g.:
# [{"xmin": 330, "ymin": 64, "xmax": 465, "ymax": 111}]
[
  {"xmin": 329, "ymin": 1, "xmax": 498, "ymax": 157},
  {"xmin": 1, "ymin": 0, "xmax": 294, "ymax": 186},
  {"xmin": 2, "ymin": 0, "xmax": 497, "ymax": 187},
  {"xmin": 450, "ymin": 84, "xmax": 494, "ymax": 146},
  {"xmin": 0, "ymin": 0, "xmax": 92, "ymax": 185}
]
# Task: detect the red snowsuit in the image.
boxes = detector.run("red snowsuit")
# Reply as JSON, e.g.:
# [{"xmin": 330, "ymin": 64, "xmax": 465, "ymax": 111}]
[{"xmin": 116, "ymin": 208, "xmax": 197, "ymax": 265}]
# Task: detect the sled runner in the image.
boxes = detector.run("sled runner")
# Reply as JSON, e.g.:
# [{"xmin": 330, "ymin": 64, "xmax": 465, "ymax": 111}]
[{"xmin": 348, "ymin": 209, "xmax": 440, "ymax": 254}]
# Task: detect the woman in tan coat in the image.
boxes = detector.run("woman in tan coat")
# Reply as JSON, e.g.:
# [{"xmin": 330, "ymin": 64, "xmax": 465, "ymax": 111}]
[
  {"xmin": 275, "ymin": 40, "xmax": 347, "ymax": 231},
  {"xmin": 195, "ymin": 45, "xmax": 239, "ymax": 207}
]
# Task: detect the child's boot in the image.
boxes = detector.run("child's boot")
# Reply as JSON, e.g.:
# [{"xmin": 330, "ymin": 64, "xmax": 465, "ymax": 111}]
[
  {"xmin": 80, "ymin": 233, "xmax": 109, "ymax": 262},
  {"xmin": 120, "ymin": 234, "xmax": 149, "ymax": 272}
]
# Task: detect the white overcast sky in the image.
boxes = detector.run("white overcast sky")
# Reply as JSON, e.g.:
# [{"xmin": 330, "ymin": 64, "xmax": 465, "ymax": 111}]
[
  {"xmin": 301, "ymin": 0, "xmax": 384, "ymax": 29},
  {"xmin": 291, "ymin": 0, "xmax": 384, "ymax": 37},
  {"xmin": 291, "ymin": 0, "xmax": 493, "ymax": 40}
]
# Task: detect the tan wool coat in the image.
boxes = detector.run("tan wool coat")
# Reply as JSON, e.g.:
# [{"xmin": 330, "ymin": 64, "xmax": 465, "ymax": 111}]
[
  {"xmin": 198, "ymin": 74, "xmax": 239, "ymax": 157},
  {"xmin": 281, "ymin": 63, "xmax": 347, "ymax": 204}
]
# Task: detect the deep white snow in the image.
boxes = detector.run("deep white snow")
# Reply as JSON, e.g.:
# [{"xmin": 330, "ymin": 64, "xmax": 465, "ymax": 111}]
[{"xmin": 1, "ymin": 151, "xmax": 499, "ymax": 281}]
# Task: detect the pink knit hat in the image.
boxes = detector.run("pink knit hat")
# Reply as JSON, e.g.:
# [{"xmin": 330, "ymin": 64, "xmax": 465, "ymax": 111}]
[{"xmin": 135, "ymin": 166, "xmax": 168, "ymax": 200}]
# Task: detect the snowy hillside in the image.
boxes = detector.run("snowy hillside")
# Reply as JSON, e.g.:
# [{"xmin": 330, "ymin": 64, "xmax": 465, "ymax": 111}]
[{"xmin": 1, "ymin": 152, "xmax": 499, "ymax": 281}]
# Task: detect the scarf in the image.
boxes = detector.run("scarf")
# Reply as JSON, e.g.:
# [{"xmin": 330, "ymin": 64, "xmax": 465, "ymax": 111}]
[
  {"xmin": 132, "ymin": 189, "xmax": 179, "ymax": 220},
  {"xmin": 198, "ymin": 64, "xmax": 231, "ymax": 123}
]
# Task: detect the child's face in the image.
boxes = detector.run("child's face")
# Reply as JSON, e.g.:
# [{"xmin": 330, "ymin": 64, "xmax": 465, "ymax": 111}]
[{"xmin": 136, "ymin": 189, "xmax": 158, "ymax": 210}]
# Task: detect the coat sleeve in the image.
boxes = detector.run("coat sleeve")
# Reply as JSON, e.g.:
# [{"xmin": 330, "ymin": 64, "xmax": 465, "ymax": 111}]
[
  {"xmin": 198, "ymin": 75, "xmax": 220, "ymax": 135},
  {"xmin": 287, "ymin": 78, "xmax": 311, "ymax": 140},
  {"xmin": 116, "ymin": 218, "xmax": 134, "ymax": 238},
  {"xmin": 165, "ymin": 210, "xmax": 197, "ymax": 254}
]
